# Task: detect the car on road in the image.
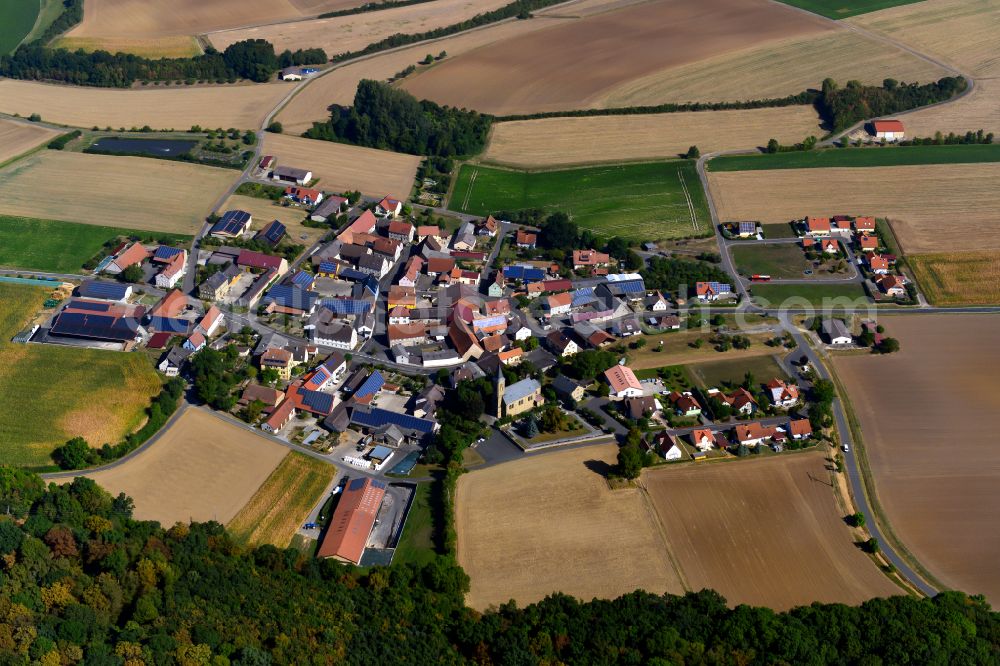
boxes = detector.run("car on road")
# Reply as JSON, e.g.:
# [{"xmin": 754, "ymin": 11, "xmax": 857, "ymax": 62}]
[{"xmin": 842, "ymin": 444, "xmax": 850, "ymax": 452}]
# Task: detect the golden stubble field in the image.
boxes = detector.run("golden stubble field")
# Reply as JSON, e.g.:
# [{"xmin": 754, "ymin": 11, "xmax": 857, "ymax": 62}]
[
  {"xmin": 908, "ymin": 251, "xmax": 1000, "ymax": 306},
  {"xmin": 400, "ymin": 0, "xmax": 833, "ymax": 115},
  {"xmin": 600, "ymin": 30, "xmax": 948, "ymax": 108},
  {"xmin": 482, "ymin": 107, "xmax": 822, "ymax": 168},
  {"xmin": 0, "ymin": 79, "xmax": 290, "ymax": 131},
  {"xmin": 643, "ymin": 453, "xmax": 899, "ymax": 610},
  {"xmin": 207, "ymin": 0, "xmax": 511, "ymax": 58},
  {"xmin": 264, "ymin": 133, "xmax": 420, "ymax": 198},
  {"xmin": 707, "ymin": 163, "xmax": 1000, "ymax": 254},
  {"xmin": 833, "ymin": 315, "xmax": 1000, "ymax": 605},
  {"xmin": 83, "ymin": 408, "xmax": 290, "ymax": 526},
  {"xmin": 456, "ymin": 444, "xmax": 684, "ymax": 610},
  {"xmin": 0, "ymin": 151, "xmax": 235, "ymax": 235},
  {"xmin": 65, "ymin": 0, "xmax": 365, "ymax": 39},
  {"xmin": 0, "ymin": 118, "xmax": 60, "ymax": 166}
]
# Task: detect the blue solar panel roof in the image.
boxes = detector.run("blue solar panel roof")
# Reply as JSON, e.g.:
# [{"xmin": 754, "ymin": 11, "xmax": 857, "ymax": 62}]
[
  {"xmin": 211, "ymin": 210, "xmax": 251, "ymax": 235},
  {"xmin": 616, "ymin": 279, "xmax": 645, "ymax": 293},
  {"xmin": 147, "ymin": 316, "xmax": 192, "ymax": 334},
  {"xmin": 298, "ymin": 389, "xmax": 334, "ymax": 414},
  {"xmin": 502, "ymin": 265, "xmax": 545, "ymax": 282},
  {"xmin": 320, "ymin": 299, "xmax": 372, "ymax": 316},
  {"xmin": 153, "ymin": 246, "xmax": 184, "ymax": 261},
  {"xmin": 572, "ymin": 287, "xmax": 595, "ymax": 308},
  {"xmin": 354, "ymin": 371, "xmax": 385, "ymax": 399},
  {"xmin": 51, "ymin": 312, "xmax": 138, "ymax": 341},
  {"xmin": 67, "ymin": 299, "xmax": 113, "ymax": 312},
  {"xmin": 291, "ymin": 271, "xmax": 315, "ymax": 288},
  {"xmin": 351, "ymin": 407, "xmax": 436, "ymax": 435},
  {"xmin": 338, "ymin": 268, "xmax": 367, "ymax": 282},
  {"xmin": 257, "ymin": 220, "xmax": 286, "ymax": 245},
  {"xmin": 264, "ymin": 284, "xmax": 318, "ymax": 310}
]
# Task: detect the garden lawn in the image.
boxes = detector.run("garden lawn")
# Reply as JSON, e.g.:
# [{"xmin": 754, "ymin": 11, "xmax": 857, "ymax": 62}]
[
  {"xmin": 0, "ymin": 283, "xmax": 161, "ymax": 467},
  {"xmin": 450, "ymin": 161, "xmax": 711, "ymax": 241},
  {"xmin": 0, "ymin": 0, "xmax": 39, "ymax": 54},
  {"xmin": 760, "ymin": 223, "xmax": 798, "ymax": 239},
  {"xmin": 393, "ymin": 483, "xmax": 437, "ymax": 567},
  {"xmin": 688, "ymin": 355, "xmax": 788, "ymax": 389},
  {"xmin": 749, "ymin": 283, "xmax": 867, "ymax": 307},
  {"xmin": 0, "ymin": 215, "xmax": 192, "ymax": 273},
  {"xmin": 708, "ymin": 144, "xmax": 1000, "ymax": 172},
  {"xmin": 731, "ymin": 243, "xmax": 812, "ymax": 279}
]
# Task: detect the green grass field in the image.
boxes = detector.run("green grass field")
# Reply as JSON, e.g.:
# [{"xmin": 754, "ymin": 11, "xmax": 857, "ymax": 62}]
[
  {"xmin": 773, "ymin": 0, "xmax": 924, "ymax": 19},
  {"xmin": 450, "ymin": 161, "xmax": 711, "ymax": 241},
  {"xmin": 749, "ymin": 283, "xmax": 868, "ymax": 307},
  {"xmin": 708, "ymin": 144, "xmax": 1000, "ymax": 172},
  {"xmin": 392, "ymin": 483, "xmax": 437, "ymax": 567},
  {"xmin": 0, "ymin": 215, "xmax": 192, "ymax": 273},
  {"xmin": 732, "ymin": 244, "xmax": 813, "ymax": 279},
  {"xmin": 760, "ymin": 223, "xmax": 798, "ymax": 239},
  {"xmin": 688, "ymin": 355, "xmax": 788, "ymax": 389},
  {"xmin": 0, "ymin": 0, "xmax": 39, "ymax": 54},
  {"xmin": 0, "ymin": 283, "xmax": 162, "ymax": 467}
]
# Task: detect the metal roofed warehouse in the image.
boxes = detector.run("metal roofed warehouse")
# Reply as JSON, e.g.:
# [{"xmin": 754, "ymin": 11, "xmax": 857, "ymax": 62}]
[{"xmin": 316, "ymin": 477, "xmax": 387, "ymax": 564}]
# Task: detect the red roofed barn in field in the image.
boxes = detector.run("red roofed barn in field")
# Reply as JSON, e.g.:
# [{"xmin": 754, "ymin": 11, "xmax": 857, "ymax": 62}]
[
  {"xmin": 872, "ymin": 119, "xmax": 905, "ymax": 141},
  {"xmin": 317, "ymin": 477, "xmax": 387, "ymax": 564}
]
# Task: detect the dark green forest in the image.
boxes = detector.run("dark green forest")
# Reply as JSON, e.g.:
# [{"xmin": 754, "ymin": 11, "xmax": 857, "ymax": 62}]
[
  {"xmin": 305, "ymin": 79, "xmax": 491, "ymax": 157},
  {"xmin": 0, "ymin": 468, "xmax": 996, "ymax": 664}
]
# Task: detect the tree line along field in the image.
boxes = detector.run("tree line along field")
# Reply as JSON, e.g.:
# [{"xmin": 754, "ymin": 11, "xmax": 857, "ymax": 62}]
[
  {"xmin": 0, "ymin": 151, "xmax": 236, "ymax": 235},
  {"xmin": 708, "ymin": 144, "xmax": 1000, "ymax": 172},
  {"xmin": 0, "ymin": 283, "xmax": 162, "ymax": 468},
  {"xmin": 0, "ymin": 215, "xmax": 191, "ymax": 274},
  {"xmin": 0, "ymin": 0, "xmax": 39, "ymax": 55},
  {"xmin": 227, "ymin": 452, "xmax": 336, "ymax": 548},
  {"xmin": 773, "ymin": 0, "xmax": 924, "ymax": 19},
  {"xmin": 832, "ymin": 315, "xmax": 1000, "ymax": 605},
  {"xmin": 450, "ymin": 161, "xmax": 711, "ymax": 242},
  {"xmin": 82, "ymin": 407, "xmax": 289, "ymax": 526},
  {"xmin": 482, "ymin": 107, "xmax": 822, "ymax": 169}
]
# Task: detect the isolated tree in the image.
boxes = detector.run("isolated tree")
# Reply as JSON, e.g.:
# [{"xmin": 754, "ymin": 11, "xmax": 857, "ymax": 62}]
[
  {"xmin": 617, "ymin": 442, "xmax": 644, "ymax": 479},
  {"xmin": 685, "ymin": 145, "xmax": 700, "ymax": 159},
  {"xmin": 850, "ymin": 512, "xmax": 866, "ymax": 528},
  {"xmin": 766, "ymin": 138, "xmax": 780, "ymax": 154},
  {"xmin": 120, "ymin": 264, "xmax": 144, "ymax": 284},
  {"xmin": 523, "ymin": 414, "xmax": 540, "ymax": 438},
  {"xmin": 53, "ymin": 437, "xmax": 91, "ymax": 470},
  {"xmin": 266, "ymin": 121, "xmax": 283, "ymax": 133},
  {"xmin": 876, "ymin": 337, "xmax": 900, "ymax": 354}
]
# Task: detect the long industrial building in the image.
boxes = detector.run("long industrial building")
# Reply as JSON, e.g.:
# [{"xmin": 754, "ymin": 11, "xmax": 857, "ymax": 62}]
[{"xmin": 316, "ymin": 477, "xmax": 386, "ymax": 565}]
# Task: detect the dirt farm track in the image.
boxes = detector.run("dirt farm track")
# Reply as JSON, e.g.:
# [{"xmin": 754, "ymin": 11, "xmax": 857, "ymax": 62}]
[
  {"xmin": 79, "ymin": 408, "xmax": 289, "ymax": 527},
  {"xmin": 457, "ymin": 445, "xmax": 898, "ymax": 611},
  {"xmin": 833, "ymin": 316, "xmax": 1000, "ymax": 605}
]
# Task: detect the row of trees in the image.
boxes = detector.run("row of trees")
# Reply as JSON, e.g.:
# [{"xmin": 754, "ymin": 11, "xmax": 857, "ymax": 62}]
[
  {"xmin": 641, "ymin": 255, "xmax": 733, "ymax": 296},
  {"xmin": 3, "ymin": 468, "xmax": 994, "ymax": 663},
  {"xmin": 305, "ymin": 79, "xmax": 492, "ymax": 157},
  {"xmin": 0, "ymin": 40, "xmax": 326, "ymax": 87},
  {"xmin": 819, "ymin": 77, "xmax": 967, "ymax": 132}
]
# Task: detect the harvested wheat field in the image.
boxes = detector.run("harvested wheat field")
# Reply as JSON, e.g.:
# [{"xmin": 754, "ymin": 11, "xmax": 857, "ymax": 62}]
[
  {"xmin": 53, "ymin": 35, "xmax": 202, "ymax": 58},
  {"xmin": 400, "ymin": 0, "xmax": 833, "ymax": 115},
  {"xmin": 264, "ymin": 133, "xmax": 419, "ymax": 198},
  {"xmin": 0, "ymin": 79, "xmax": 289, "ymax": 131},
  {"xmin": 644, "ymin": 452, "xmax": 898, "ymax": 609},
  {"xmin": 275, "ymin": 16, "xmax": 564, "ymax": 134},
  {"xmin": 227, "ymin": 452, "xmax": 336, "ymax": 547},
  {"xmin": 833, "ymin": 315, "xmax": 1000, "ymax": 605},
  {"xmin": 208, "ymin": 0, "xmax": 510, "ymax": 58},
  {"xmin": 83, "ymin": 408, "xmax": 289, "ymax": 526},
  {"xmin": 456, "ymin": 444, "xmax": 684, "ymax": 610},
  {"xmin": 850, "ymin": 0, "xmax": 1000, "ymax": 78},
  {"xmin": 601, "ymin": 30, "xmax": 949, "ymax": 107},
  {"xmin": 908, "ymin": 251, "xmax": 1000, "ymax": 306},
  {"xmin": 708, "ymin": 163, "xmax": 1000, "ymax": 253},
  {"xmin": 0, "ymin": 118, "xmax": 60, "ymax": 166},
  {"xmin": 0, "ymin": 152, "xmax": 234, "ymax": 234},
  {"xmin": 483, "ymin": 107, "xmax": 822, "ymax": 168},
  {"xmin": 902, "ymin": 78, "xmax": 1000, "ymax": 136},
  {"xmin": 65, "ymin": 0, "xmax": 365, "ymax": 40}
]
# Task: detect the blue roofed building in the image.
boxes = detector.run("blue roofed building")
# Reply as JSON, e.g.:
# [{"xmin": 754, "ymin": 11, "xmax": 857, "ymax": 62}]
[
  {"xmin": 349, "ymin": 405, "xmax": 439, "ymax": 440},
  {"xmin": 255, "ymin": 220, "xmax": 287, "ymax": 246},
  {"xmin": 320, "ymin": 299, "xmax": 372, "ymax": 317},
  {"xmin": 290, "ymin": 271, "xmax": 315, "ymax": 290},
  {"xmin": 353, "ymin": 370, "xmax": 385, "ymax": 401},
  {"xmin": 262, "ymin": 284, "xmax": 319, "ymax": 316},
  {"xmin": 503, "ymin": 265, "xmax": 546, "ymax": 283},
  {"xmin": 77, "ymin": 280, "xmax": 132, "ymax": 302},
  {"xmin": 151, "ymin": 246, "xmax": 184, "ymax": 263},
  {"xmin": 146, "ymin": 316, "xmax": 194, "ymax": 334},
  {"xmin": 210, "ymin": 210, "xmax": 252, "ymax": 239}
]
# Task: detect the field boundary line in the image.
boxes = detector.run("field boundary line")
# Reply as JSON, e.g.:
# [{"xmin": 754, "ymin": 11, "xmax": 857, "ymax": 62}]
[
  {"xmin": 636, "ymin": 479, "xmax": 692, "ymax": 593},
  {"xmin": 677, "ymin": 167, "xmax": 699, "ymax": 233},
  {"xmin": 825, "ymin": 360, "xmax": 949, "ymax": 593}
]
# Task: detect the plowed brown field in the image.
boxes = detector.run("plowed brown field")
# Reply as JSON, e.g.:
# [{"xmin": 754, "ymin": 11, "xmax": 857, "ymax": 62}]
[
  {"xmin": 482, "ymin": 107, "xmax": 822, "ymax": 167},
  {"xmin": 0, "ymin": 79, "xmax": 289, "ymax": 130},
  {"xmin": 263, "ymin": 133, "xmax": 420, "ymax": 197},
  {"xmin": 833, "ymin": 315, "xmax": 1000, "ymax": 605},
  {"xmin": 207, "ymin": 0, "xmax": 511, "ymax": 58},
  {"xmin": 707, "ymin": 164, "xmax": 1000, "ymax": 253},
  {"xmin": 644, "ymin": 452, "xmax": 899, "ymax": 609},
  {"xmin": 456, "ymin": 444, "xmax": 684, "ymax": 610},
  {"xmin": 400, "ymin": 0, "xmax": 833, "ymax": 115},
  {"xmin": 0, "ymin": 118, "xmax": 60, "ymax": 166},
  {"xmin": 82, "ymin": 408, "xmax": 289, "ymax": 526}
]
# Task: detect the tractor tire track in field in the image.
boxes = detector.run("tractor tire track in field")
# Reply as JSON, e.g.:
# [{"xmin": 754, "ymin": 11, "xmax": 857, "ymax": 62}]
[
  {"xmin": 677, "ymin": 167, "xmax": 700, "ymax": 233},
  {"xmin": 460, "ymin": 168, "xmax": 478, "ymax": 211}
]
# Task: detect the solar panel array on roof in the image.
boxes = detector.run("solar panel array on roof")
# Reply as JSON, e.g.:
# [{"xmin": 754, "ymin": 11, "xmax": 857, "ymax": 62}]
[
  {"xmin": 338, "ymin": 268, "xmax": 367, "ymax": 282},
  {"xmin": 298, "ymin": 389, "xmax": 334, "ymax": 415},
  {"xmin": 304, "ymin": 366, "xmax": 331, "ymax": 390},
  {"xmin": 153, "ymin": 246, "xmax": 184, "ymax": 261},
  {"xmin": 257, "ymin": 220, "xmax": 287, "ymax": 246},
  {"xmin": 615, "ymin": 279, "xmax": 645, "ymax": 294},
  {"xmin": 354, "ymin": 371, "xmax": 385, "ymax": 399},
  {"xmin": 351, "ymin": 407, "xmax": 436, "ymax": 435},
  {"xmin": 66, "ymin": 299, "xmax": 112, "ymax": 312},
  {"xmin": 291, "ymin": 271, "xmax": 315, "ymax": 288},
  {"xmin": 51, "ymin": 312, "xmax": 139, "ymax": 342},
  {"xmin": 264, "ymin": 284, "xmax": 318, "ymax": 310},
  {"xmin": 147, "ymin": 316, "xmax": 193, "ymax": 334},
  {"xmin": 321, "ymin": 299, "xmax": 372, "ymax": 316},
  {"xmin": 503, "ymin": 265, "xmax": 545, "ymax": 282},
  {"xmin": 211, "ymin": 210, "xmax": 251, "ymax": 236},
  {"xmin": 572, "ymin": 287, "xmax": 595, "ymax": 308},
  {"xmin": 78, "ymin": 280, "xmax": 131, "ymax": 300}
]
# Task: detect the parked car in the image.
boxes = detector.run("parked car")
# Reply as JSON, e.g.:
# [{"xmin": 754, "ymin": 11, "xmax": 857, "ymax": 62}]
[{"xmin": 842, "ymin": 444, "xmax": 850, "ymax": 452}]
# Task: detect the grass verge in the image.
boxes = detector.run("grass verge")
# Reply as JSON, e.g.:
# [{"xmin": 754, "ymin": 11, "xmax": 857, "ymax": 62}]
[{"xmin": 708, "ymin": 144, "xmax": 1000, "ymax": 171}]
